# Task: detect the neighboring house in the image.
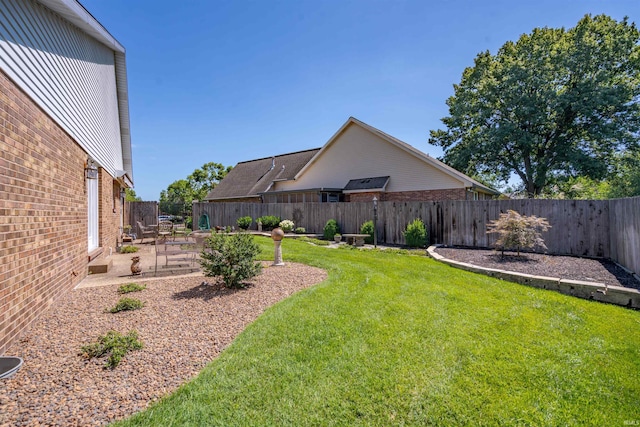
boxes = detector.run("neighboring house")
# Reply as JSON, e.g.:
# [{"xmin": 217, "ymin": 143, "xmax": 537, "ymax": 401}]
[
  {"xmin": 0, "ymin": 0, "xmax": 133, "ymax": 354},
  {"xmin": 205, "ymin": 117, "xmax": 498, "ymax": 203}
]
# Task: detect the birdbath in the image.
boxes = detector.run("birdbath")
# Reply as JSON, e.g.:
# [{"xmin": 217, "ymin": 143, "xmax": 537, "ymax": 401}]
[{"xmin": 271, "ymin": 227, "xmax": 285, "ymax": 266}]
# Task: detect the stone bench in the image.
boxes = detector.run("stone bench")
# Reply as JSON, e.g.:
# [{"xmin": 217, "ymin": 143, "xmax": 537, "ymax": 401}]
[{"xmin": 342, "ymin": 234, "xmax": 369, "ymax": 247}]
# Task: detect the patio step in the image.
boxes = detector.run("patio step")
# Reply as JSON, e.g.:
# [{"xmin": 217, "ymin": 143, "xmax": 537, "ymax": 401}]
[{"xmin": 88, "ymin": 258, "xmax": 113, "ymax": 274}]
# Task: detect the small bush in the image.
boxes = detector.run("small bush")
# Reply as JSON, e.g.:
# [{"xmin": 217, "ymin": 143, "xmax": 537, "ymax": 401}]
[
  {"xmin": 323, "ymin": 219, "xmax": 340, "ymax": 240},
  {"xmin": 403, "ymin": 218, "xmax": 428, "ymax": 248},
  {"xmin": 257, "ymin": 215, "xmax": 281, "ymax": 230},
  {"xmin": 486, "ymin": 210, "xmax": 551, "ymax": 256},
  {"xmin": 108, "ymin": 297, "xmax": 145, "ymax": 313},
  {"xmin": 119, "ymin": 245, "xmax": 139, "ymax": 254},
  {"xmin": 118, "ymin": 283, "xmax": 146, "ymax": 294},
  {"xmin": 81, "ymin": 330, "xmax": 143, "ymax": 369},
  {"xmin": 199, "ymin": 232, "xmax": 263, "ymax": 288},
  {"xmin": 294, "ymin": 227, "xmax": 306, "ymax": 234},
  {"xmin": 236, "ymin": 216, "xmax": 252, "ymax": 230},
  {"xmin": 360, "ymin": 220, "xmax": 375, "ymax": 244},
  {"xmin": 279, "ymin": 219, "xmax": 295, "ymax": 232}
]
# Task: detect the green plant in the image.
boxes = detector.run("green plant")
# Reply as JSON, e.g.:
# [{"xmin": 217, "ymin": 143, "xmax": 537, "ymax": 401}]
[
  {"xmin": 323, "ymin": 219, "xmax": 340, "ymax": 240},
  {"xmin": 296, "ymin": 236, "xmax": 330, "ymax": 246},
  {"xmin": 81, "ymin": 330, "xmax": 143, "ymax": 369},
  {"xmin": 256, "ymin": 216, "xmax": 281, "ymax": 230},
  {"xmin": 118, "ymin": 237, "xmax": 640, "ymax": 426},
  {"xmin": 294, "ymin": 227, "xmax": 306, "ymax": 234},
  {"xmin": 118, "ymin": 283, "xmax": 146, "ymax": 294},
  {"xmin": 119, "ymin": 245, "xmax": 139, "ymax": 254},
  {"xmin": 403, "ymin": 218, "xmax": 428, "ymax": 248},
  {"xmin": 360, "ymin": 220, "xmax": 375, "ymax": 244},
  {"xmin": 108, "ymin": 297, "xmax": 145, "ymax": 313},
  {"xmin": 279, "ymin": 219, "xmax": 295, "ymax": 232},
  {"xmin": 199, "ymin": 232, "xmax": 263, "ymax": 288},
  {"xmin": 236, "ymin": 216, "xmax": 252, "ymax": 230},
  {"xmin": 487, "ymin": 210, "xmax": 551, "ymax": 256}
]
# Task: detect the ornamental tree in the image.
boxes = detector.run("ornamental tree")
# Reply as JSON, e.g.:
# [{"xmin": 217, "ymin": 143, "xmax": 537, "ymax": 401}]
[
  {"xmin": 429, "ymin": 14, "xmax": 640, "ymax": 197},
  {"xmin": 486, "ymin": 210, "xmax": 551, "ymax": 256}
]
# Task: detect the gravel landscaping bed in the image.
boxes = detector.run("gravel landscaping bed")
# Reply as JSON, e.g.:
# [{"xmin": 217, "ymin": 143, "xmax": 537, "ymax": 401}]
[
  {"xmin": 0, "ymin": 263, "xmax": 326, "ymax": 427},
  {"xmin": 434, "ymin": 246, "xmax": 640, "ymax": 290}
]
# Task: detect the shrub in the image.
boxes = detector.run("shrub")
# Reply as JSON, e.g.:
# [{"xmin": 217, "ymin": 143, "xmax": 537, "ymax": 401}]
[
  {"xmin": 294, "ymin": 227, "xmax": 306, "ymax": 234},
  {"xmin": 118, "ymin": 283, "xmax": 146, "ymax": 294},
  {"xmin": 81, "ymin": 330, "xmax": 143, "ymax": 369},
  {"xmin": 323, "ymin": 219, "xmax": 340, "ymax": 240},
  {"xmin": 486, "ymin": 210, "xmax": 551, "ymax": 256},
  {"xmin": 119, "ymin": 245, "xmax": 139, "ymax": 254},
  {"xmin": 257, "ymin": 215, "xmax": 281, "ymax": 230},
  {"xmin": 279, "ymin": 219, "xmax": 295, "ymax": 232},
  {"xmin": 108, "ymin": 297, "xmax": 145, "ymax": 313},
  {"xmin": 236, "ymin": 216, "xmax": 252, "ymax": 230},
  {"xmin": 403, "ymin": 218, "xmax": 428, "ymax": 248},
  {"xmin": 199, "ymin": 232, "xmax": 263, "ymax": 288},
  {"xmin": 360, "ymin": 220, "xmax": 375, "ymax": 244}
]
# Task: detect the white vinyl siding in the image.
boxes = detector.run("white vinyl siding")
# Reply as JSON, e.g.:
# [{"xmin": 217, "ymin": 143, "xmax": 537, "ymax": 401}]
[
  {"xmin": 0, "ymin": 0, "xmax": 124, "ymax": 177},
  {"xmin": 275, "ymin": 124, "xmax": 464, "ymax": 193}
]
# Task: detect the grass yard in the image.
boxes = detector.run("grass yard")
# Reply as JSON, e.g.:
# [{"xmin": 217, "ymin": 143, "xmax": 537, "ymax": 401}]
[{"xmin": 115, "ymin": 236, "xmax": 640, "ymax": 426}]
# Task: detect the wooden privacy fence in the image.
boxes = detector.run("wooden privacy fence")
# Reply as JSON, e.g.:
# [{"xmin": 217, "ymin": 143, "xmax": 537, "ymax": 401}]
[
  {"xmin": 192, "ymin": 197, "xmax": 639, "ymax": 276},
  {"xmin": 125, "ymin": 201, "xmax": 158, "ymax": 236}
]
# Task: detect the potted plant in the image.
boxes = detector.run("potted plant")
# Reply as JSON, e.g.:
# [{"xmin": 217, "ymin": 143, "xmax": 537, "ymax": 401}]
[
  {"xmin": 122, "ymin": 224, "xmax": 133, "ymax": 242},
  {"xmin": 279, "ymin": 219, "xmax": 295, "ymax": 233},
  {"xmin": 334, "ymin": 233, "xmax": 342, "ymax": 243}
]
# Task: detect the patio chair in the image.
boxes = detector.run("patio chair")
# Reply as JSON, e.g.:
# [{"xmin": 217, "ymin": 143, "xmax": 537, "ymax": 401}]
[
  {"xmin": 137, "ymin": 221, "xmax": 157, "ymax": 244},
  {"xmin": 157, "ymin": 220, "xmax": 173, "ymax": 240},
  {"xmin": 172, "ymin": 223, "xmax": 189, "ymax": 241},
  {"xmin": 198, "ymin": 213, "xmax": 210, "ymax": 230}
]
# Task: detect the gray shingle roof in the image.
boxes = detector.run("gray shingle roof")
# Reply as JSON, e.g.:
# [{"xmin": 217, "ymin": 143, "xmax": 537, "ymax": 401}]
[
  {"xmin": 343, "ymin": 176, "xmax": 390, "ymax": 192},
  {"xmin": 204, "ymin": 148, "xmax": 320, "ymax": 201}
]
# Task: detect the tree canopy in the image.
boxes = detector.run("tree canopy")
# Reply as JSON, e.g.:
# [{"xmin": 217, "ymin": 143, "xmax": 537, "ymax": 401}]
[
  {"xmin": 159, "ymin": 162, "xmax": 232, "ymax": 215},
  {"xmin": 124, "ymin": 188, "xmax": 142, "ymax": 202},
  {"xmin": 429, "ymin": 14, "xmax": 640, "ymax": 198}
]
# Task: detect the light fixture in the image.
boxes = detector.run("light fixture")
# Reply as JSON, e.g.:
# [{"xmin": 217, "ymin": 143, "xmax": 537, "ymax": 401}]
[
  {"xmin": 120, "ymin": 188, "xmax": 126, "ymax": 199},
  {"xmin": 85, "ymin": 159, "xmax": 98, "ymax": 179}
]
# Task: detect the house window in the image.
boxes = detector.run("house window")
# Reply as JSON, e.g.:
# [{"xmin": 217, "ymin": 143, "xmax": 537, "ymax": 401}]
[{"xmin": 320, "ymin": 192, "xmax": 343, "ymax": 203}]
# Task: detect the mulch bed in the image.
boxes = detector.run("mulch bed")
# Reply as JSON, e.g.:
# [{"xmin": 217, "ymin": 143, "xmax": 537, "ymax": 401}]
[
  {"xmin": 434, "ymin": 246, "xmax": 640, "ymax": 290},
  {"xmin": 0, "ymin": 263, "xmax": 327, "ymax": 427}
]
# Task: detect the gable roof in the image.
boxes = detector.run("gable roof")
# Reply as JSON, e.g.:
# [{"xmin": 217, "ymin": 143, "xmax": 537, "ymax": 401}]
[
  {"xmin": 31, "ymin": 0, "xmax": 133, "ymax": 186},
  {"xmin": 296, "ymin": 117, "xmax": 497, "ymax": 194},
  {"xmin": 205, "ymin": 148, "xmax": 320, "ymax": 201},
  {"xmin": 205, "ymin": 117, "xmax": 498, "ymax": 201}
]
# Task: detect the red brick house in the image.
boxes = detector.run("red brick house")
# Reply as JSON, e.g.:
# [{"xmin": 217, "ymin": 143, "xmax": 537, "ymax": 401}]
[
  {"xmin": 0, "ymin": 0, "xmax": 133, "ymax": 354},
  {"xmin": 205, "ymin": 117, "xmax": 498, "ymax": 203}
]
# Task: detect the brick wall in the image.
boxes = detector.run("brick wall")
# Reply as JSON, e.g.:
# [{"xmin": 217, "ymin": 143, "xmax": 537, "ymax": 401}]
[
  {"xmin": 347, "ymin": 188, "xmax": 468, "ymax": 203},
  {"xmin": 0, "ymin": 69, "xmax": 100, "ymax": 354},
  {"xmin": 98, "ymin": 169, "xmax": 123, "ymax": 251}
]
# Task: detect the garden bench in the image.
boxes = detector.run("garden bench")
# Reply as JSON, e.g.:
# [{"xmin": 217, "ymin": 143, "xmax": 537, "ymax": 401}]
[{"xmin": 342, "ymin": 234, "xmax": 369, "ymax": 247}]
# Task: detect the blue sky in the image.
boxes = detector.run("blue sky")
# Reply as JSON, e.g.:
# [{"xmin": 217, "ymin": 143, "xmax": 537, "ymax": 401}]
[{"xmin": 80, "ymin": 0, "xmax": 640, "ymax": 201}]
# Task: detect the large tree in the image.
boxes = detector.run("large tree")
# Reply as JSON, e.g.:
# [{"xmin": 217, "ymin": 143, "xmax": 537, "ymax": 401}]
[
  {"xmin": 159, "ymin": 162, "xmax": 232, "ymax": 215},
  {"xmin": 187, "ymin": 162, "xmax": 232, "ymax": 202},
  {"xmin": 429, "ymin": 14, "xmax": 640, "ymax": 197}
]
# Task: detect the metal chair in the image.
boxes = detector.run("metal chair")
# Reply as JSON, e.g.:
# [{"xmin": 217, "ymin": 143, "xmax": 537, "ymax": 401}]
[
  {"xmin": 157, "ymin": 221, "xmax": 173, "ymax": 240},
  {"xmin": 137, "ymin": 221, "xmax": 157, "ymax": 244},
  {"xmin": 172, "ymin": 223, "xmax": 189, "ymax": 241}
]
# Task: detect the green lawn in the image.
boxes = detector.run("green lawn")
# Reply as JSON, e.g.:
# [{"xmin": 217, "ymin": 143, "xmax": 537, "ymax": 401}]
[{"xmin": 115, "ymin": 236, "xmax": 640, "ymax": 426}]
